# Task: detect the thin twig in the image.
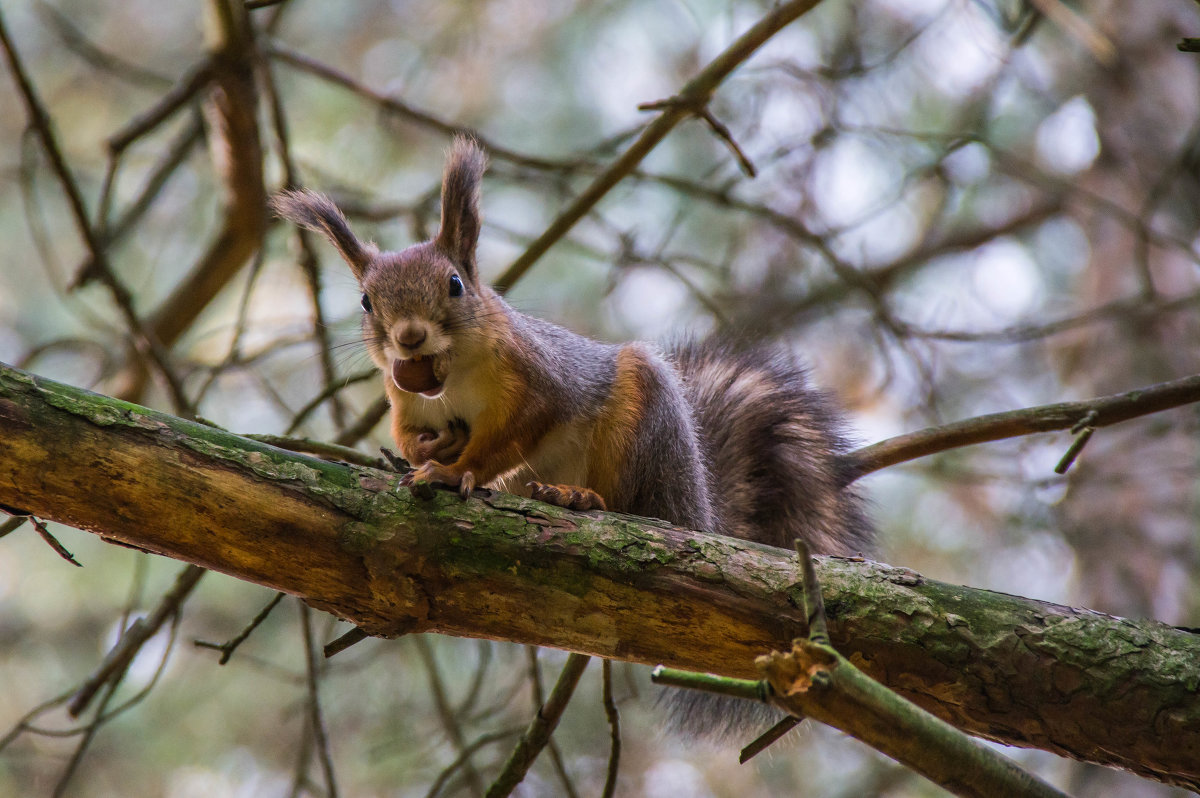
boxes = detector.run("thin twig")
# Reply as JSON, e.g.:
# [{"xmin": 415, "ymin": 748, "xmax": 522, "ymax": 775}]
[
  {"xmin": 696, "ymin": 107, "xmax": 757, "ymax": 177},
  {"xmin": 7, "ymin": 609, "xmax": 186, "ymax": 753},
  {"xmin": 524, "ymin": 648, "xmax": 580, "ymax": 798},
  {"xmin": 0, "ymin": 5, "xmax": 192, "ymax": 412},
  {"xmin": 0, "ymin": 690, "xmax": 75, "ymax": 753},
  {"xmin": 31, "ymin": 517, "xmax": 82, "ymax": 567},
  {"xmin": 423, "ymin": 728, "xmax": 524, "ymax": 798},
  {"xmin": 259, "ymin": 43, "xmax": 346, "ymax": 429},
  {"xmin": 36, "ymin": 3, "xmax": 172, "ymax": 89},
  {"xmin": 795, "ymin": 539, "xmax": 828, "ymax": 645},
  {"xmin": 492, "ymin": 0, "xmax": 826, "ymax": 291},
  {"xmin": 650, "ymin": 667, "xmax": 765, "ymax": 702},
  {"xmin": 299, "ymin": 603, "xmax": 340, "ymax": 798},
  {"xmin": 415, "ymin": 636, "xmax": 486, "ymax": 798},
  {"xmin": 839, "ymin": 373, "xmax": 1200, "ymax": 485},
  {"xmin": 78, "ymin": 115, "xmax": 205, "ymax": 282},
  {"xmin": 739, "ymin": 716, "xmax": 802, "ymax": 764},
  {"xmin": 0, "ymin": 515, "xmax": 28, "ymax": 539},
  {"xmin": 69, "ymin": 564, "xmax": 205, "ymax": 717},
  {"xmin": 322, "ymin": 626, "xmax": 371, "ymax": 658},
  {"xmin": 287, "ymin": 698, "xmax": 316, "ymax": 798},
  {"xmin": 244, "ymin": 434, "xmax": 386, "ymax": 469},
  {"xmin": 485, "ymin": 653, "xmax": 590, "ymax": 798},
  {"xmin": 286, "ymin": 368, "xmax": 378, "ymax": 435},
  {"xmin": 1054, "ymin": 409, "xmax": 1099, "ymax": 474},
  {"xmin": 455, "ymin": 641, "xmax": 495, "ymax": 718},
  {"xmin": 334, "ymin": 394, "xmax": 390, "ymax": 447},
  {"xmin": 54, "ymin": 655, "xmax": 126, "ymax": 797},
  {"xmin": 195, "ymin": 591, "xmax": 286, "ymax": 664},
  {"xmin": 267, "ymin": 42, "xmax": 593, "ymax": 174},
  {"xmin": 734, "ymin": 542, "xmax": 824, "ymax": 763},
  {"xmin": 637, "ymin": 95, "xmax": 756, "ymax": 177},
  {"xmin": 600, "ymin": 660, "xmax": 621, "ymax": 798},
  {"xmin": 106, "ymin": 59, "xmax": 214, "ymax": 155}
]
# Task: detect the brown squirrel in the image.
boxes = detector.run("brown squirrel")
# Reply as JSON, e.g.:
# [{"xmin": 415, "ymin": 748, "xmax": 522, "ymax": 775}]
[{"xmin": 273, "ymin": 136, "xmax": 873, "ymax": 739}]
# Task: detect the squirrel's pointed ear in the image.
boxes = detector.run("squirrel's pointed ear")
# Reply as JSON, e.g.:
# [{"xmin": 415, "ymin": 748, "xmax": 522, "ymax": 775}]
[
  {"xmin": 271, "ymin": 189, "xmax": 376, "ymax": 279},
  {"xmin": 435, "ymin": 136, "xmax": 487, "ymax": 284}
]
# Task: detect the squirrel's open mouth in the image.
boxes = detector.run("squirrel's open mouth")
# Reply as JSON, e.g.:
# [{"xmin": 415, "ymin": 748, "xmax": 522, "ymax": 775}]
[{"xmin": 391, "ymin": 354, "xmax": 445, "ymax": 397}]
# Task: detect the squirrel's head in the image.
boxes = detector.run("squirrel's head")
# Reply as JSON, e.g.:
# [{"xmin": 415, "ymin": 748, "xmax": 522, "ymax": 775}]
[{"xmin": 271, "ymin": 136, "xmax": 489, "ymax": 399}]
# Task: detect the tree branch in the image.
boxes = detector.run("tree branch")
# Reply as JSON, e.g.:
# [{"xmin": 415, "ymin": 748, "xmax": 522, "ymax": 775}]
[
  {"xmin": 839, "ymin": 373, "xmax": 1200, "ymax": 485},
  {"xmin": 0, "ymin": 5, "xmax": 190, "ymax": 411},
  {"xmin": 486, "ymin": 653, "xmax": 590, "ymax": 798},
  {"xmin": 143, "ymin": 0, "xmax": 267, "ymax": 349},
  {"xmin": 757, "ymin": 641, "xmax": 1071, "ymax": 798},
  {"xmin": 1, "ymin": 361, "xmax": 1198, "ymax": 790},
  {"xmin": 492, "ymin": 0, "xmax": 826, "ymax": 291}
]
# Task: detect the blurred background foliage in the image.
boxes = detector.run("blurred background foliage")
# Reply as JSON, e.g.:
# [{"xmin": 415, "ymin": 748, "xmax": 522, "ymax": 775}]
[{"xmin": 1, "ymin": 0, "xmax": 1199, "ymax": 795}]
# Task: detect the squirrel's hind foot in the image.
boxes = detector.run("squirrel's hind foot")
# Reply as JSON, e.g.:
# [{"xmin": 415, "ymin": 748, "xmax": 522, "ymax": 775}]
[{"xmin": 527, "ymin": 482, "xmax": 607, "ymax": 511}]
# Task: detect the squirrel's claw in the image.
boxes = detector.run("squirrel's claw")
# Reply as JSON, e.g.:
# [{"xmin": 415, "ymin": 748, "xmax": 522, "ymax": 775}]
[
  {"xmin": 457, "ymin": 470, "xmax": 476, "ymax": 500},
  {"xmin": 402, "ymin": 462, "xmax": 476, "ymax": 501},
  {"xmin": 527, "ymin": 481, "xmax": 607, "ymax": 511}
]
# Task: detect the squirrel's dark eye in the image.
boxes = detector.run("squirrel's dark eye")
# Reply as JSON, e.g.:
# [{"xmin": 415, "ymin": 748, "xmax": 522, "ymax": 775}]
[
  {"xmin": 360, "ymin": 293, "xmax": 373, "ymax": 314},
  {"xmin": 449, "ymin": 274, "xmax": 464, "ymax": 297}
]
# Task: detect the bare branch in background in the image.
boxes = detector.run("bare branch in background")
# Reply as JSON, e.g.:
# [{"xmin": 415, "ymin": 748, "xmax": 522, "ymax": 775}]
[
  {"xmin": 0, "ymin": 5, "xmax": 191, "ymax": 412},
  {"xmin": 194, "ymin": 590, "xmax": 286, "ymax": 664},
  {"xmin": 139, "ymin": 0, "xmax": 267, "ymax": 363},
  {"xmin": 486, "ymin": 654, "xmax": 589, "ymax": 798},
  {"xmin": 840, "ymin": 373, "xmax": 1200, "ymax": 484},
  {"xmin": 600, "ymin": 660, "xmax": 621, "ymax": 798},
  {"xmin": 522, "ymin": 648, "xmax": 581, "ymax": 798},
  {"xmin": 493, "ymin": 0, "xmax": 827, "ymax": 292},
  {"xmin": 415, "ymin": 635, "xmax": 486, "ymax": 798},
  {"xmin": 300, "ymin": 603, "xmax": 340, "ymax": 798},
  {"xmin": 68, "ymin": 565, "xmax": 205, "ymax": 717}
]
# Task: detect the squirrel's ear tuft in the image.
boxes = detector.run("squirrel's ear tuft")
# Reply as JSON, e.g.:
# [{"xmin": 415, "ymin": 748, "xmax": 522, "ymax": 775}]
[
  {"xmin": 271, "ymin": 189, "xmax": 375, "ymax": 279},
  {"xmin": 435, "ymin": 136, "xmax": 487, "ymax": 284}
]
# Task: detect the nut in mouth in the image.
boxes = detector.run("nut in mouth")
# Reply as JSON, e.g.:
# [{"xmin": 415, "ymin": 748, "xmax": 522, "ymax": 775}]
[{"xmin": 391, "ymin": 354, "xmax": 444, "ymax": 397}]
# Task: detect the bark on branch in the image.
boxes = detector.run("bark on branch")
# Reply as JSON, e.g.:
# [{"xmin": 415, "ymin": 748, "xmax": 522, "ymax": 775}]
[{"xmin": 0, "ymin": 361, "xmax": 1197, "ymax": 790}]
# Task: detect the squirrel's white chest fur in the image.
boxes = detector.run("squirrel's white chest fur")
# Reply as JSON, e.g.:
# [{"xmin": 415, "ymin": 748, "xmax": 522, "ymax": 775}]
[{"xmin": 396, "ymin": 349, "xmax": 591, "ymax": 493}]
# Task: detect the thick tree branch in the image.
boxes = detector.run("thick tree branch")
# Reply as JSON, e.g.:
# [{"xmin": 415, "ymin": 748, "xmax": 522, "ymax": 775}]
[{"xmin": 0, "ymin": 361, "xmax": 1198, "ymax": 790}]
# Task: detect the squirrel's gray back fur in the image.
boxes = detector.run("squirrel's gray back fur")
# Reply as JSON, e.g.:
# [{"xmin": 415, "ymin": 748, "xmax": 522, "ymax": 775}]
[{"xmin": 662, "ymin": 339, "xmax": 874, "ymax": 741}]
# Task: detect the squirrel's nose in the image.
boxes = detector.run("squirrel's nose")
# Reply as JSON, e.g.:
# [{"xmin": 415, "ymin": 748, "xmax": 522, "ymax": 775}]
[{"xmin": 395, "ymin": 324, "xmax": 427, "ymax": 351}]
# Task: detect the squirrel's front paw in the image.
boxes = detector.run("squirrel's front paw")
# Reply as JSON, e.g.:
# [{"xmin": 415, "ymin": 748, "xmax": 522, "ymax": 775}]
[
  {"xmin": 402, "ymin": 462, "xmax": 476, "ymax": 500},
  {"xmin": 414, "ymin": 419, "xmax": 469, "ymax": 465},
  {"xmin": 527, "ymin": 482, "xmax": 607, "ymax": 511}
]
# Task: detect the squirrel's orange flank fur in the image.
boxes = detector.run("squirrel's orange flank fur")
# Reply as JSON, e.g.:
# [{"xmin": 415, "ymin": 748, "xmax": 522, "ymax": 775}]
[{"xmin": 273, "ymin": 136, "xmax": 873, "ymax": 740}]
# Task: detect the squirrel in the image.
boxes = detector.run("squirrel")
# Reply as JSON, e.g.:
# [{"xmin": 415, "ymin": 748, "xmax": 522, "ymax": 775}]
[{"xmin": 272, "ymin": 136, "xmax": 874, "ymax": 740}]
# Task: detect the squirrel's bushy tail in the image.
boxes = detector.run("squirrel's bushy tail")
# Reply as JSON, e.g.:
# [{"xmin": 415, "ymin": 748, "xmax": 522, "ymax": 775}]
[
  {"xmin": 663, "ymin": 339, "xmax": 874, "ymax": 741},
  {"xmin": 672, "ymin": 339, "xmax": 873, "ymax": 556}
]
